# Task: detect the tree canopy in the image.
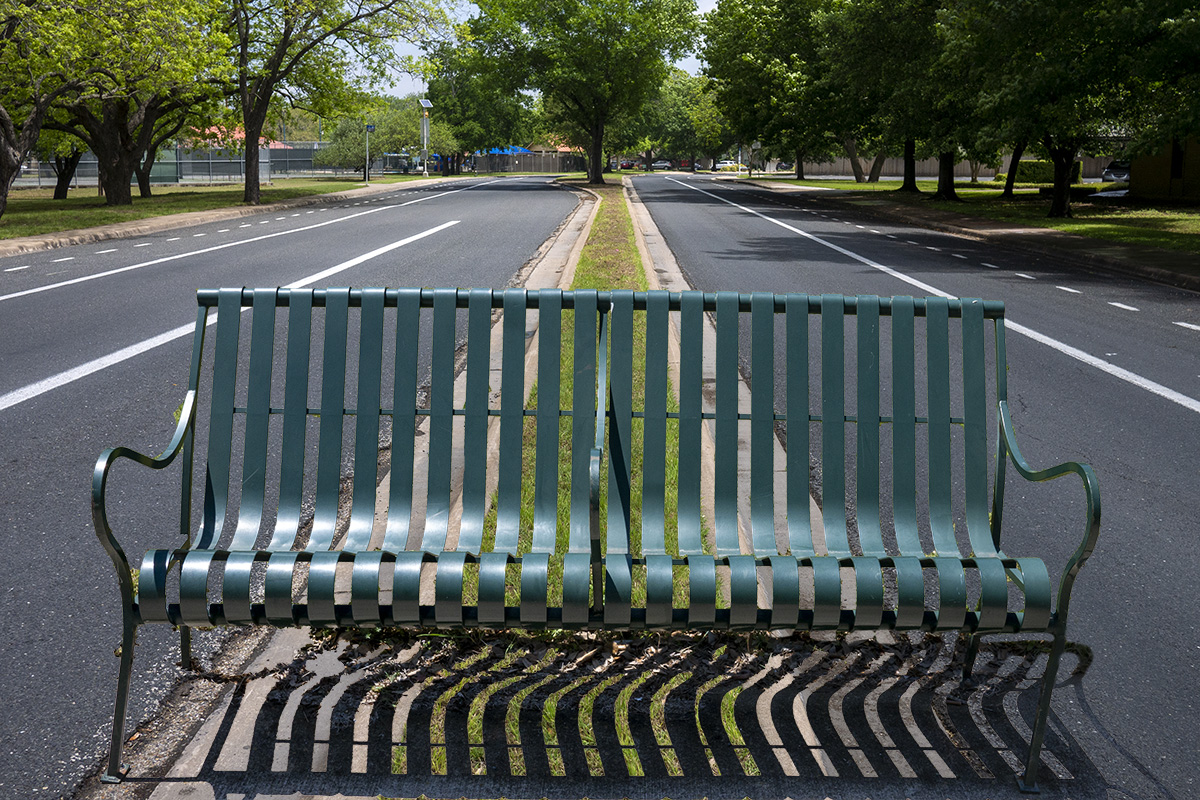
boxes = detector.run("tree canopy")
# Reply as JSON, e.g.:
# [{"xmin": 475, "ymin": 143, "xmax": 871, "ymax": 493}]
[{"xmin": 469, "ymin": 0, "xmax": 697, "ymax": 183}]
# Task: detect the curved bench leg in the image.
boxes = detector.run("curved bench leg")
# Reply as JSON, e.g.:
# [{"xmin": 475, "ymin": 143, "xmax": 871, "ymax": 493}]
[
  {"xmin": 1018, "ymin": 630, "xmax": 1066, "ymax": 794},
  {"xmin": 101, "ymin": 614, "xmax": 138, "ymax": 783},
  {"xmin": 962, "ymin": 632, "xmax": 982, "ymax": 680},
  {"xmin": 180, "ymin": 625, "xmax": 193, "ymax": 670}
]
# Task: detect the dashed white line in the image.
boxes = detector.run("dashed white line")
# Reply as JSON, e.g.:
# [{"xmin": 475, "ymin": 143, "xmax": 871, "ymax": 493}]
[
  {"xmin": 906, "ymin": 240, "xmax": 919, "ymax": 246},
  {"xmin": 982, "ymin": 263, "xmax": 1000, "ymax": 269},
  {"xmin": 1108, "ymin": 302, "xmax": 1139, "ymax": 312},
  {"xmin": 670, "ymin": 175, "xmax": 1200, "ymax": 417},
  {"xmin": 1174, "ymin": 322, "xmax": 1200, "ymax": 332},
  {"xmin": 135, "ymin": 242, "xmax": 152, "ymax": 247},
  {"xmin": 926, "ymin": 246, "xmax": 941, "ymax": 252},
  {"xmin": 193, "ymin": 233, "xmax": 206, "ymax": 237},
  {"xmin": 239, "ymin": 224, "xmax": 251, "ymax": 228},
  {"xmin": 259, "ymin": 220, "xmax": 269, "ymax": 224},
  {"xmin": 1015, "ymin": 273, "xmax": 1036, "ymax": 280},
  {"xmin": 167, "ymin": 237, "xmax": 181, "ymax": 242},
  {"xmin": 52, "ymin": 257, "xmax": 74, "ymax": 262},
  {"xmin": 217, "ymin": 229, "xmax": 230, "ymax": 233},
  {"xmin": 4, "ymin": 266, "xmax": 29, "ymax": 272},
  {"xmin": 96, "ymin": 249, "xmax": 118, "ymax": 254},
  {"xmin": 952, "ymin": 253, "xmax": 967, "ymax": 259},
  {"xmin": 1057, "ymin": 286, "xmax": 1082, "ymax": 294}
]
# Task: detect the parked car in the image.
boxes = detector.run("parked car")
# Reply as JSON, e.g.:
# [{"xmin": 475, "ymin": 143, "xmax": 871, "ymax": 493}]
[
  {"xmin": 651, "ymin": 159, "xmax": 672, "ymax": 170},
  {"xmin": 715, "ymin": 160, "xmax": 738, "ymax": 171},
  {"xmin": 776, "ymin": 161, "xmax": 794, "ymax": 172},
  {"xmin": 619, "ymin": 159, "xmax": 635, "ymax": 170},
  {"xmin": 1101, "ymin": 160, "xmax": 1130, "ymax": 182}
]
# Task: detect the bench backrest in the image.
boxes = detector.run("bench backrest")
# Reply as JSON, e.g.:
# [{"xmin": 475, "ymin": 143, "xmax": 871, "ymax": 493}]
[{"xmin": 184, "ymin": 288, "xmax": 1010, "ymax": 565}]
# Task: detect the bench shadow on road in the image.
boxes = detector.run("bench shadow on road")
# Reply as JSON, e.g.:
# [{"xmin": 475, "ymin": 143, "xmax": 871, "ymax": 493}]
[{"xmin": 92, "ymin": 629, "xmax": 1116, "ymax": 800}]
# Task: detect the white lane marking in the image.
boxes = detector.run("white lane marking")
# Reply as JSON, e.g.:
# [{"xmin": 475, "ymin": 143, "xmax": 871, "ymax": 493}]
[
  {"xmin": 217, "ymin": 229, "xmax": 230, "ymax": 233},
  {"xmin": 1015, "ymin": 273, "xmax": 1036, "ymax": 280},
  {"xmin": 167, "ymin": 237, "xmax": 181, "ymax": 241},
  {"xmin": 5, "ymin": 266, "xmax": 29, "ymax": 272},
  {"xmin": 952, "ymin": 253, "xmax": 968, "ymax": 259},
  {"xmin": 926, "ymin": 246, "xmax": 941, "ymax": 252},
  {"xmin": 0, "ymin": 220, "xmax": 460, "ymax": 413},
  {"xmin": 135, "ymin": 242, "xmax": 152, "ymax": 247},
  {"xmin": 1174, "ymin": 322, "xmax": 1200, "ymax": 332},
  {"xmin": 193, "ymin": 233, "xmax": 207, "ymax": 237},
  {"xmin": 669, "ymin": 176, "xmax": 1200, "ymax": 416},
  {"xmin": 52, "ymin": 257, "xmax": 74, "ymax": 262},
  {"xmin": 239, "ymin": 224, "xmax": 251, "ymax": 228},
  {"xmin": 1057, "ymin": 286, "xmax": 1082, "ymax": 294},
  {"xmin": 259, "ymin": 220, "xmax": 269, "ymax": 224},
  {"xmin": 96, "ymin": 249, "xmax": 118, "ymax": 254},
  {"xmin": 982, "ymin": 263, "xmax": 1000, "ymax": 269},
  {"xmin": 1108, "ymin": 302, "xmax": 1139, "ymax": 312},
  {"xmin": 0, "ymin": 182, "xmax": 488, "ymax": 305}
]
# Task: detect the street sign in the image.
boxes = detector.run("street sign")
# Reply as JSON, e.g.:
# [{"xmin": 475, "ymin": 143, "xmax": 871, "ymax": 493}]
[{"xmin": 366, "ymin": 124, "xmax": 375, "ymax": 132}]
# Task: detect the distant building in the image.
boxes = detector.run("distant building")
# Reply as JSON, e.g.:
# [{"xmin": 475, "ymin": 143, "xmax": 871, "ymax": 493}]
[{"xmin": 1131, "ymin": 136, "xmax": 1200, "ymax": 199}]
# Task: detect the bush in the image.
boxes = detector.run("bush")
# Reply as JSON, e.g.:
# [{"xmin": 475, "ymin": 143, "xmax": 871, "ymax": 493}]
[{"xmin": 993, "ymin": 159, "xmax": 1081, "ymax": 184}]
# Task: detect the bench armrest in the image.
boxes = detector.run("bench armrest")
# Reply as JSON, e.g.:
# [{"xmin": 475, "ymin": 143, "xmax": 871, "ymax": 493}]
[
  {"xmin": 92, "ymin": 391, "xmax": 198, "ymax": 604},
  {"xmin": 998, "ymin": 400, "xmax": 1101, "ymax": 626}
]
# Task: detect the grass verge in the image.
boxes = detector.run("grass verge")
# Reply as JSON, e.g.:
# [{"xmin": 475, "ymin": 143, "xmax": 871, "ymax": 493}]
[
  {"xmin": 0, "ymin": 175, "xmax": 435, "ymax": 240},
  {"xmin": 754, "ymin": 175, "xmax": 1200, "ymax": 257}
]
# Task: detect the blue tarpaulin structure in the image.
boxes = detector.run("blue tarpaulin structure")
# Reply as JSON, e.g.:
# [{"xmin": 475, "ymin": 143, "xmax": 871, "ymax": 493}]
[{"xmin": 478, "ymin": 145, "xmax": 533, "ymax": 155}]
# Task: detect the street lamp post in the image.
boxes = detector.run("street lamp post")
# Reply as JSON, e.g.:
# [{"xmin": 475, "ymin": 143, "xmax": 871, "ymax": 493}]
[
  {"xmin": 365, "ymin": 123, "xmax": 375, "ymax": 185},
  {"xmin": 419, "ymin": 98, "xmax": 432, "ymax": 178}
]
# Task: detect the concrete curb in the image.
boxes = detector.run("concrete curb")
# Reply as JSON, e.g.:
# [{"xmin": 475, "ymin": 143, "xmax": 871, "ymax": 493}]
[{"xmin": 0, "ymin": 176, "xmax": 468, "ymax": 259}]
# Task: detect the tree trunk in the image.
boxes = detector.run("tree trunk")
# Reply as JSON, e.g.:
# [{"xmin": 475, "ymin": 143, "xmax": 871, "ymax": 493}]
[
  {"xmin": 898, "ymin": 139, "xmax": 919, "ymax": 193},
  {"xmin": 933, "ymin": 151, "xmax": 959, "ymax": 201},
  {"xmin": 843, "ymin": 138, "xmax": 866, "ymax": 182},
  {"xmin": 795, "ymin": 149, "xmax": 806, "ymax": 180},
  {"xmin": 134, "ymin": 146, "xmax": 156, "ymax": 198},
  {"xmin": 1002, "ymin": 140, "xmax": 1027, "ymax": 198},
  {"xmin": 243, "ymin": 111, "xmax": 267, "ymax": 203},
  {"xmin": 587, "ymin": 124, "xmax": 605, "ymax": 184},
  {"xmin": 53, "ymin": 151, "xmax": 83, "ymax": 199},
  {"xmin": 1045, "ymin": 139, "xmax": 1077, "ymax": 218},
  {"xmin": 866, "ymin": 151, "xmax": 886, "ymax": 182}
]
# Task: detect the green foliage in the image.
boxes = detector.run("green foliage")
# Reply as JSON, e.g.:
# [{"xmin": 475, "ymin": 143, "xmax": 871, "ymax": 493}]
[
  {"xmin": 991, "ymin": 160, "xmax": 1082, "ymax": 185},
  {"xmin": 313, "ymin": 96, "xmax": 459, "ymax": 171}
]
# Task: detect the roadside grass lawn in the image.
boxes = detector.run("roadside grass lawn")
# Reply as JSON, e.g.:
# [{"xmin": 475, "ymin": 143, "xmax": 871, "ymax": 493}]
[
  {"xmin": 0, "ymin": 174, "xmax": 434, "ymax": 240},
  {"xmin": 758, "ymin": 176, "xmax": 1200, "ymax": 257}
]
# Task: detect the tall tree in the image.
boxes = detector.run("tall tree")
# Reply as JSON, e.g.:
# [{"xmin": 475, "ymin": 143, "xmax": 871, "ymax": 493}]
[
  {"xmin": 940, "ymin": 0, "xmax": 1128, "ymax": 216},
  {"xmin": 0, "ymin": 0, "xmax": 100, "ymax": 218},
  {"xmin": 703, "ymin": 0, "xmax": 839, "ymax": 178},
  {"xmin": 472, "ymin": 0, "xmax": 696, "ymax": 184},
  {"xmin": 425, "ymin": 31, "xmax": 534, "ymax": 157},
  {"xmin": 228, "ymin": 0, "xmax": 449, "ymax": 203}
]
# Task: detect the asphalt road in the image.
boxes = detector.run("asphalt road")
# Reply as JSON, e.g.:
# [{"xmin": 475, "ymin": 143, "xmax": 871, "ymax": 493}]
[
  {"xmin": 0, "ymin": 176, "xmax": 579, "ymax": 798},
  {"xmin": 634, "ymin": 174, "xmax": 1198, "ymax": 799}
]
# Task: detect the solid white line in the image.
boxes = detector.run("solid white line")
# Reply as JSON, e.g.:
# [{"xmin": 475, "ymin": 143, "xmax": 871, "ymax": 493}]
[
  {"xmin": 0, "ymin": 182, "xmax": 487, "ymax": 306},
  {"xmin": 669, "ymin": 176, "xmax": 1200, "ymax": 416},
  {"xmin": 0, "ymin": 220, "xmax": 460, "ymax": 413},
  {"xmin": 1174, "ymin": 321, "xmax": 1200, "ymax": 332},
  {"xmin": 1108, "ymin": 302, "xmax": 1139, "ymax": 312}
]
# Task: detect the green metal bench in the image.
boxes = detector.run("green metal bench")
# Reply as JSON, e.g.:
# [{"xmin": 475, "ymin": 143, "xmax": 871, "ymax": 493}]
[{"xmin": 94, "ymin": 287, "xmax": 1099, "ymax": 791}]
